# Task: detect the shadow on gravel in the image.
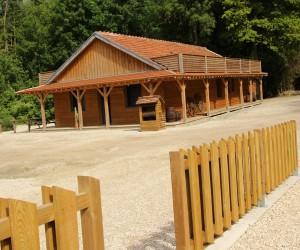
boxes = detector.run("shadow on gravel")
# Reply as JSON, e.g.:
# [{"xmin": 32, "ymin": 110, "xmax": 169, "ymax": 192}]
[{"xmin": 127, "ymin": 221, "xmax": 176, "ymax": 250}]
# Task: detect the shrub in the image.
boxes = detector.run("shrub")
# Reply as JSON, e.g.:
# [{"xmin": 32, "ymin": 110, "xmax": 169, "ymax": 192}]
[{"xmin": 0, "ymin": 116, "xmax": 13, "ymax": 132}]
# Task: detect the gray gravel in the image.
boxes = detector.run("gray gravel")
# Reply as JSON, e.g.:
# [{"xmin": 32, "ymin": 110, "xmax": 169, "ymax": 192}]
[{"xmin": 230, "ymin": 177, "xmax": 300, "ymax": 250}]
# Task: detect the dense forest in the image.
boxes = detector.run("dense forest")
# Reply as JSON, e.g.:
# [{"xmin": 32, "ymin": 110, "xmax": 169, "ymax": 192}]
[{"xmin": 0, "ymin": 0, "xmax": 299, "ymax": 123}]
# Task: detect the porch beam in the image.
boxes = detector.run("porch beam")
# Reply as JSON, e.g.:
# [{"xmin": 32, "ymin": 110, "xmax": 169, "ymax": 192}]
[
  {"xmin": 107, "ymin": 86, "xmax": 114, "ymax": 97},
  {"xmin": 259, "ymin": 78, "xmax": 263, "ymax": 101},
  {"xmin": 80, "ymin": 90, "xmax": 86, "ymax": 100},
  {"xmin": 103, "ymin": 86, "xmax": 110, "ymax": 129},
  {"xmin": 76, "ymin": 90, "xmax": 84, "ymax": 130},
  {"xmin": 222, "ymin": 78, "xmax": 229, "ymax": 112},
  {"xmin": 239, "ymin": 78, "xmax": 244, "ymax": 108},
  {"xmin": 71, "ymin": 91, "xmax": 77, "ymax": 99},
  {"xmin": 176, "ymin": 79, "xmax": 187, "ymax": 124}
]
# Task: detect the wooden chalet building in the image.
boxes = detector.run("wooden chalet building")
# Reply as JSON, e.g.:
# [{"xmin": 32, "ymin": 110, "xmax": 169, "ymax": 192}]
[{"xmin": 17, "ymin": 32, "xmax": 267, "ymax": 131}]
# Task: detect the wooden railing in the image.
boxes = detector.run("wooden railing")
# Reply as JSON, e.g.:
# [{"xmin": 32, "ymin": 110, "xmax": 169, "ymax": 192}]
[
  {"xmin": 153, "ymin": 54, "xmax": 262, "ymax": 74},
  {"xmin": 0, "ymin": 176, "xmax": 104, "ymax": 250},
  {"xmin": 170, "ymin": 120, "xmax": 298, "ymax": 249}
]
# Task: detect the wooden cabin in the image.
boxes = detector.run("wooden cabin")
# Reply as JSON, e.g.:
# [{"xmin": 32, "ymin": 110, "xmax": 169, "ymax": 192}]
[{"xmin": 17, "ymin": 32, "xmax": 267, "ymax": 131}]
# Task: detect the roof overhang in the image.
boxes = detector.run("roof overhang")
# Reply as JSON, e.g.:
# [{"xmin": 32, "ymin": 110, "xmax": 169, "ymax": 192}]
[{"xmin": 17, "ymin": 71, "xmax": 267, "ymax": 96}]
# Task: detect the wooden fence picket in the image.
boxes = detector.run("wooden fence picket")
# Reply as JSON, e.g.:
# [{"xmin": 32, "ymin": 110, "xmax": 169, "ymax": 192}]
[
  {"xmin": 248, "ymin": 132, "xmax": 258, "ymax": 205},
  {"xmin": 53, "ymin": 186, "xmax": 79, "ymax": 250},
  {"xmin": 227, "ymin": 137, "xmax": 239, "ymax": 222},
  {"xmin": 242, "ymin": 133, "xmax": 252, "ymax": 211},
  {"xmin": 0, "ymin": 198, "xmax": 11, "ymax": 250},
  {"xmin": 188, "ymin": 149, "xmax": 204, "ymax": 248},
  {"xmin": 9, "ymin": 199, "xmax": 40, "ymax": 250},
  {"xmin": 235, "ymin": 135, "xmax": 246, "ymax": 216},
  {"xmin": 219, "ymin": 139, "xmax": 231, "ymax": 228},
  {"xmin": 199, "ymin": 146, "xmax": 214, "ymax": 243},
  {"xmin": 210, "ymin": 141, "xmax": 224, "ymax": 235},
  {"xmin": 254, "ymin": 130, "xmax": 263, "ymax": 200}
]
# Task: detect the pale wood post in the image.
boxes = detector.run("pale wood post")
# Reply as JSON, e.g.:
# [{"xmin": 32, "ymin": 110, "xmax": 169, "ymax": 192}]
[
  {"xmin": 76, "ymin": 90, "xmax": 84, "ymax": 130},
  {"xmin": 204, "ymin": 79, "xmax": 211, "ymax": 118},
  {"xmin": 223, "ymin": 79, "xmax": 229, "ymax": 112},
  {"xmin": 249, "ymin": 79, "xmax": 253, "ymax": 106},
  {"xmin": 12, "ymin": 118, "xmax": 16, "ymax": 133},
  {"xmin": 239, "ymin": 78, "xmax": 244, "ymax": 108},
  {"xmin": 177, "ymin": 80, "xmax": 187, "ymax": 124},
  {"xmin": 36, "ymin": 93, "xmax": 48, "ymax": 132},
  {"xmin": 78, "ymin": 176, "xmax": 104, "ymax": 250},
  {"xmin": 259, "ymin": 78, "xmax": 263, "ymax": 101},
  {"xmin": 0, "ymin": 121, "xmax": 2, "ymax": 133}
]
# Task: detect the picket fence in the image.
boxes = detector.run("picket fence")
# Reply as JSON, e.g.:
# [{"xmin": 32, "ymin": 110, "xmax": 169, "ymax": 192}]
[
  {"xmin": 0, "ymin": 176, "xmax": 104, "ymax": 250},
  {"xmin": 170, "ymin": 120, "xmax": 298, "ymax": 250}
]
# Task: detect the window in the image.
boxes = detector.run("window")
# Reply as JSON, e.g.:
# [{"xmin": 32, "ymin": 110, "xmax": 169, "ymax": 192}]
[
  {"xmin": 216, "ymin": 79, "xmax": 222, "ymax": 98},
  {"xmin": 70, "ymin": 93, "xmax": 85, "ymax": 112},
  {"xmin": 125, "ymin": 85, "xmax": 141, "ymax": 108}
]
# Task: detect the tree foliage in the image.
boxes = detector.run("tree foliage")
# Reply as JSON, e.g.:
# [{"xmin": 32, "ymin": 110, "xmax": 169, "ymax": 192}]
[{"xmin": 0, "ymin": 0, "xmax": 299, "ymax": 122}]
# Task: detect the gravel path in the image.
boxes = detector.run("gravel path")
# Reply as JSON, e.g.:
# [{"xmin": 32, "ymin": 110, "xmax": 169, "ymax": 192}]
[
  {"xmin": 0, "ymin": 95, "xmax": 299, "ymax": 249},
  {"xmin": 230, "ymin": 177, "xmax": 300, "ymax": 250}
]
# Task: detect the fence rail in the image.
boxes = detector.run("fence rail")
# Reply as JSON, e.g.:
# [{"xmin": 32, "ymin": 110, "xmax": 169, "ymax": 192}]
[
  {"xmin": 0, "ymin": 176, "xmax": 104, "ymax": 250},
  {"xmin": 170, "ymin": 120, "xmax": 298, "ymax": 249}
]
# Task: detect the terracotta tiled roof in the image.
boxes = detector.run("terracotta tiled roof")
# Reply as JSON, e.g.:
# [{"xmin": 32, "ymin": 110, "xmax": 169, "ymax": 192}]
[
  {"xmin": 17, "ymin": 70, "xmax": 175, "ymax": 95},
  {"xmin": 99, "ymin": 32, "xmax": 221, "ymax": 59}
]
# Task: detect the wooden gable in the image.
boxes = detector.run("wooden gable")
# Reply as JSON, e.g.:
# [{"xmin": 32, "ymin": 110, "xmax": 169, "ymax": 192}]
[{"xmin": 55, "ymin": 39, "xmax": 154, "ymax": 83}]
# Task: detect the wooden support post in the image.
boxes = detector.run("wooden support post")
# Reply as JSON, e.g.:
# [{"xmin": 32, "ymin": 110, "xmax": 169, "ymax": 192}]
[
  {"xmin": 177, "ymin": 80, "xmax": 187, "ymax": 124},
  {"xmin": 0, "ymin": 121, "xmax": 2, "ymax": 133},
  {"xmin": 259, "ymin": 78, "xmax": 263, "ymax": 101},
  {"xmin": 12, "ymin": 118, "xmax": 16, "ymax": 133},
  {"xmin": 249, "ymin": 79, "xmax": 253, "ymax": 106},
  {"xmin": 78, "ymin": 176, "xmax": 104, "ymax": 250},
  {"xmin": 149, "ymin": 83, "xmax": 154, "ymax": 96},
  {"xmin": 204, "ymin": 79, "xmax": 211, "ymax": 118},
  {"xmin": 76, "ymin": 90, "xmax": 84, "ymax": 130},
  {"xmin": 239, "ymin": 78, "xmax": 244, "ymax": 108},
  {"xmin": 36, "ymin": 93, "xmax": 48, "ymax": 132},
  {"xmin": 103, "ymin": 86, "xmax": 110, "ymax": 129},
  {"xmin": 223, "ymin": 79, "xmax": 229, "ymax": 112}
]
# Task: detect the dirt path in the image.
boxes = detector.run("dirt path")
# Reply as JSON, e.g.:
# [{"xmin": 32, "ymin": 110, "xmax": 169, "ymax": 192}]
[{"xmin": 0, "ymin": 95, "xmax": 299, "ymax": 249}]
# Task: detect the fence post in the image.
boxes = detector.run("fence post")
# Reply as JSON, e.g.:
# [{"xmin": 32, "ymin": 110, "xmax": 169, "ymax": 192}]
[
  {"xmin": 242, "ymin": 133, "xmax": 252, "ymax": 211},
  {"xmin": 0, "ymin": 121, "xmax": 2, "ymax": 133},
  {"xmin": 9, "ymin": 199, "xmax": 40, "ymax": 249},
  {"xmin": 170, "ymin": 151, "xmax": 192, "ymax": 250},
  {"xmin": 78, "ymin": 176, "xmax": 105, "ymax": 250},
  {"xmin": 28, "ymin": 119, "xmax": 31, "ymax": 133},
  {"xmin": 292, "ymin": 120, "xmax": 299, "ymax": 176}
]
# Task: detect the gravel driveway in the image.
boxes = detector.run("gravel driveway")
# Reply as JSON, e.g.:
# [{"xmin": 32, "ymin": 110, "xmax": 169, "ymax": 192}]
[{"xmin": 0, "ymin": 95, "xmax": 299, "ymax": 249}]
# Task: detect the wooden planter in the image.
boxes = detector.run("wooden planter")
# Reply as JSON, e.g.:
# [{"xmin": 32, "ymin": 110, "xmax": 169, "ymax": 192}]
[{"xmin": 136, "ymin": 96, "xmax": 166, "ymax": 131}]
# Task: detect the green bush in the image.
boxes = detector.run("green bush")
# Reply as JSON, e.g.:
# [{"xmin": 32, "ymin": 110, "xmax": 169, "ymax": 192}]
[{"xmin": 0, "ymin": 116, "xmax": 13, "ymax": 132}]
